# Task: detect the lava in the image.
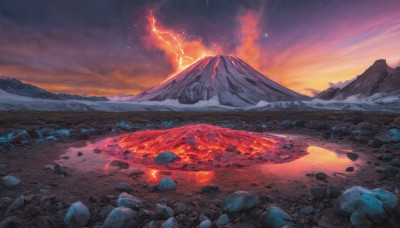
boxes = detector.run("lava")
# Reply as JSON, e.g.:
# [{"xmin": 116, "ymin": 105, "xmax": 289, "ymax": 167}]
[{"xmin": 100, "ymin": 124, "xmax": 308, "ymax": 171}]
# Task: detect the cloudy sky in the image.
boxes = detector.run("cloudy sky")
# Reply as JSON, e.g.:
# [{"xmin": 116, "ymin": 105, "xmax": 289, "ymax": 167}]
[{"xmin": 0, "ymin": 0, "xmax": 399, "ymax": 96}]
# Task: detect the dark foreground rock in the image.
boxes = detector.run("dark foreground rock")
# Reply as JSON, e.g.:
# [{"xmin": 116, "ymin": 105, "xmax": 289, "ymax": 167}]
[
  {"xmin": 261, "ymin": 206, "xmax": 295, "ymax": 228},
  {"xmin": 103, "ymin": 206, "xmax": 138, "ymax": 228},
  {"xmin": 224, "ymin": 191, "xmax": 259, "ymax": 213}
]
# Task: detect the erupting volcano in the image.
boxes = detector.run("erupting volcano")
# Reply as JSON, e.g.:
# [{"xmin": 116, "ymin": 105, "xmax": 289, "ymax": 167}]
[
  {"xmin": 133, "ymin": 55, "xmax": 309, "ymax": 106},
  {"xmin": 100, "ymin": 124, "xmax": 308, "ymax": 170}
]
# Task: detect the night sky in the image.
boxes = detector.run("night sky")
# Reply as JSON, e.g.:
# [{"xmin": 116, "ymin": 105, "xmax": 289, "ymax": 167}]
[{"xmin": 0, "ymin": 0, "xmax": 399, "ymax": 97}]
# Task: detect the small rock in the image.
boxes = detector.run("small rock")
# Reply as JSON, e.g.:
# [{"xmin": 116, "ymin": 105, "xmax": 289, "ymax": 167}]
[
  {"xmin": 316, "ymin": 172, "xmax": 327, "ymax": 180},
  {"xmin": 54, "ymin": 164, "xmax": 65, "ymax": 174},
  {"xmin": 224, "ymin": 191, "xmax": 259, "ymax": 213},
  {"xmin": 64, "ymin": 201, "xmax": 90, "ymax": 228},
  {"xmin": 378, "ymin": 153, "xmax": 395, "ymax": 162},
  {"xmin": 148, "ymin": 220, "xmax": 157, "ymax": 228},
  {"xmin": 329, "ymin": 185, "xmax": 342, "ymax": 198},
  {"xmin": 110, "ymin": 160, "xmax": 130, "ymax": 169},
  {"xmin": 116, "ymin": 182, "xmax": 131, "ymax": 191},
  {"xmin": 261, "ymin": 206, "xmax": 295, "ymax": 228},
  {"xmin": 201, "ymin": 184, "xmax": 219, "ymax": 193},
  {"xmin": 40, "ymin": 189, "xmax": 50, "ymax": 195},
  {"xmin": 160, "ymin": 217, "xmax": 179, "ymax": 228},
  {"xmin": 345, "ymin": 167, "xmax": 354, "ymax": 172},
  {"xmin": 77, "ymin": 152, "xmax": 83, "ymax": 157},
  {"xmin": 156, "ymin": 204, "xmax": 175, "ymax": 219},
  {"xmin": 346, "ymin": 152, "xmax": 359, "ymax": 161},
  {"xmin": 5, "ymin": 195, "xmax": 24, "ymax": 216},
  {"xmin": 300, "ymin": 206, "xmax": 315, "ymax": 215},
  {"xmin": 117, "ymin": 192, "xmax": 142, "ymax": 210},
  {"xmin": 311, "ymin": 187, "xmax": 327, "ymax": 200},
  {"xmin": 154, "ymin": 151, "xmax": 180, "ymax": 164},
  {"xmin": 158, "ymin": 177, "xmax": 176, "ymax": 191},
  {"xmin": 199, "ymin": 219, "xmax": 212, "ymax": 228},
  {"xmin": 103, "ymin": 207, "xmax": 138, "ymax": 228},
  {"xmin": 390, "ymin": 157, "xmax": 400, "ymax": 167},
  {"xmin": 2, "ymin": 175, "xmax": 20, "ymax": 188},
  {"xmin": 216, "ymin": 214, "xmax": 229, "ymax": 226}
]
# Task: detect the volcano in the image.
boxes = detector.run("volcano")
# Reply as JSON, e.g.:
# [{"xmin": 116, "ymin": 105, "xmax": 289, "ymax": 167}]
[{"xmin": 133, "ymin": 55, "xmax": 309, "ymax": 106}]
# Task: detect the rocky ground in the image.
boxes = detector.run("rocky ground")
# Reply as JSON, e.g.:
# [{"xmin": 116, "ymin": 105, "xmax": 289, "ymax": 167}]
[{"xmin": 0, "ymin": 111, "xmax": 399, "ymax": 228}]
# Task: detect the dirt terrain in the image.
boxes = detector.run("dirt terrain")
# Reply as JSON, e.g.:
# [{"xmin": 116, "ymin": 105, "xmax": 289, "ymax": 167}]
[{"xmin": 0, "ymin": 111, "xmax": 399, "ymax": 228}]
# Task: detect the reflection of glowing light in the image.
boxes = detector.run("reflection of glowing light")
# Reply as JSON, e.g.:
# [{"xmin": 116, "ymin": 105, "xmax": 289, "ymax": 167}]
[
  {"xmin": 151, "ymin": 170, "xmax": 158, "ymax": 178},
  {"xmin": 194, "ymin": 171, "xmax": 213, "ymax": 184},
  {"xmin": 259, "ymin": 146, "xmax": 354, "ymax": 178},
  {"xmin": 103, "ymin": 162, "xmax": 110, "ymax": 175}
]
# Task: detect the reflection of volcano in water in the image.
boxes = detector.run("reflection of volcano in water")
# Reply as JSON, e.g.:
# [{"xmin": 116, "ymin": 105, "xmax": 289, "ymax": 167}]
[{"xmin": 101, "ymin": 124, "xmax": 308, "ymax": 170}]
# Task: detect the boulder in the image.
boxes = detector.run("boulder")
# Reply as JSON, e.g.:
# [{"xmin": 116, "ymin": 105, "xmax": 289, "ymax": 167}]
[
  {"xmin": 261, "ymin": 206, "xmax": 295, "ymax": 228},
  {"xmin": 216, "ymin": 214, "xmax": 229, "ymax": 226},
  {"xmin": 156, "ymin": 204, "xmax": 174, "ymax": 219},
  {"xmin": 224, "ymin": 191, "xmax": 259, "ymax": 213},
  {"xmin": 64, "ymin": 201, "xmax": 90, "ymax": 228},
  {"xmin": 337, "ymin": 186, "xmax": 398, "ymax": 228},
  {"xmin": 117, "ymin": 192, "xmax": 142, "ymax": 210},
  {"xmin": 3, "ymin": 175, "xmax": 20, "ymax": 188},
  {"xmin": 160, "ymin": 217, "xmax": 179, "ymax": 228},
  {"xmin": 158, "ymin": 177, "xmax": 176, "ymax": 191},
  {"xmin": 154, "ymin": 151, "xmax": 180, "ymax": 164},
  {"xmin": 103, "ymin": 207, "xmax": 138, "ymax": 228}
]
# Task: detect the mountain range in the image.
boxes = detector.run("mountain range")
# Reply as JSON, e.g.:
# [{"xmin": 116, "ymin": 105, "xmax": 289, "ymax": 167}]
[
  {"xmin": 0, "ymin": 78, "xmax": 108, "ymax": 101},
  {"xmin": 315, "ymin": 59, "xmax": 400, "ymax": 100}
]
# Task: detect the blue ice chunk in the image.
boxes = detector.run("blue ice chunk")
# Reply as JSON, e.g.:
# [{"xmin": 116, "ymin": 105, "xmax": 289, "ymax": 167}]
[
  {"xmin": 161, "ymin": 121, "xmax": 173, "ymax": 127},
  {"xmin": 56, "ymin": 129, "xmax": 70, "ymax": 137},
  {"xmin": 115, "ymin": 121, "xmax": 131, "ymax": 129}
]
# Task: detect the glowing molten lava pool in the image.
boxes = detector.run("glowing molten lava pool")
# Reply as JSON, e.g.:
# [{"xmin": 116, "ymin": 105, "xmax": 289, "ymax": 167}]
[{"xmin": 100, "ymin": 124, "xmax": 308, "ymax": 170}]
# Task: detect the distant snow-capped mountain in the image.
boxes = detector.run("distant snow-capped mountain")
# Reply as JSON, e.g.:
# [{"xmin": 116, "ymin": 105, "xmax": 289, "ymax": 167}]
[
  {"xmin": 133, "ymin": 55, "xmax": 309, "ymax": 106},
  {"xmin": 0, "ymin": 78, "xmax": 108, "ymax": 101},
  {"xmin": 315, "ymin": 59, "xmax": 400, "ymax": 100}
]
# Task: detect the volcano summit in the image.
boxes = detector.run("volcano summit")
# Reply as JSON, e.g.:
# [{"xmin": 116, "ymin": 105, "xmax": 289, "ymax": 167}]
[{"xmin": 133, "ymin": 55, "xmax": 309, "ymax": 106}]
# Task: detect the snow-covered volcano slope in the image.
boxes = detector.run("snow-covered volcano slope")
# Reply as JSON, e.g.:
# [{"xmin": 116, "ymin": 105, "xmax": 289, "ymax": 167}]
[{"xmin": 133, "ymin": 55, "xmax": 309, "ymax": 106}]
